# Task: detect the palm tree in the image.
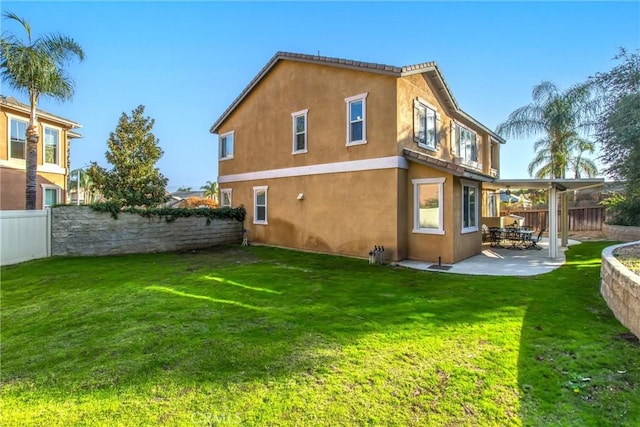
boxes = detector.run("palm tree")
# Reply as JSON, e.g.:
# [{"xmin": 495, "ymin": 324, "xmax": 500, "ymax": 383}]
[
  {"xmin": 68, "ymin": 167, "xmax": 94, "ymax": 204},
  {"xmin": 496, "ymin": 81, "xmax": 598, "ymax": 179},
  {"xmin": 201, "ymin": 180, "xmax": 219, "ymax": 204},
  {"xmin": 0, "ymin": 12, "xmax": 84, "ymax": 209}
]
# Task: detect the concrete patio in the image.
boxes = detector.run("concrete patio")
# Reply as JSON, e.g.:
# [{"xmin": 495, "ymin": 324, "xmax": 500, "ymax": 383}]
[{"xmin": 396, "ymin": 238, "xmax": 582, "ymax": 276}]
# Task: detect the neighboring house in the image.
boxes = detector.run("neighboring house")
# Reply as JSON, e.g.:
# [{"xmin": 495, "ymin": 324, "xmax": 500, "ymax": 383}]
[
  {"xmin": 210, "ymin": 52, "xmax": 505, "ymax": 264},
  {"xmin": 1, "ymin": 96, "xmax": 82, "ymax": 210}
]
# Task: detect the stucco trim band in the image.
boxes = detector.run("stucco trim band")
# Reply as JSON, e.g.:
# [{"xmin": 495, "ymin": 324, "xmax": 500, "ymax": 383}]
[{"xmin": 219, "ymin": 155, "xmax": 409, "ymax": 184}]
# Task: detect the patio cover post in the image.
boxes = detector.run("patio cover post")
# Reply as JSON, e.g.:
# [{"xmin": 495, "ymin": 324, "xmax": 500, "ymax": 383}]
[
  {"xmin": 548, "ymin": 184, "xmax": 558, "ymax": 259},
  {"xmin": 561, "ymin": 192, "xmax": 569, "ymax": 247}
]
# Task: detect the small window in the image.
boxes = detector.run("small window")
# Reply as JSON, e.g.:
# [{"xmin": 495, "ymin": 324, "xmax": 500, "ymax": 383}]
[
  {"xmin": 292, "ymin": 109, "xmax": 308, "ymax": 153},
  {"xmin": 456, "ymin": 124, "xmax": 478, "ymax": 163},
  {"xmin": 220, "ymin": 189, "xmax": 232, "ymax": 207},
  {"xmin": 220, "ymin": 131, "xmax": 234, "ymax": 160},
  {"xmin": 461, "ymin": 180, "xmax": 479, "ymax": 233},
  {"xmin": 9, "ymin": 118, "xmax": 27, "ymax": 160},
  {"xmin": 253, "ymin": 186, "xmax": 268, "ymax": 224},
  {"xmin": 412, "ymin": 178, "xmax": 445, "ymax": 235},
  {"xmin": 413, "ymin": 99, "xmax": 437, "ymax": 150},
  {"xmin": 43, "ymin": 126, "xmax": 60, "ymax": 165},
  {"xmin": 43, "ymin": 186, "xmax": 60, "ymax": 208},
  {"xmin": 345, "ymin": 93, "xmax": 368, "ymax": 145}
]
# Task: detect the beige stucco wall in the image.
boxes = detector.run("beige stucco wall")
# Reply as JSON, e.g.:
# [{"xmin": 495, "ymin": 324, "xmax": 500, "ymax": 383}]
[
  {"xmin": 405, "ymin": 162, "xmax": 455, "ymax": 264},
  {"xmin": 216, "ymin": 59, "xmax": 492, "ymax": 264},
  {"xmin": 1, "ymin": 107, "xmax": 70, "ymax": 209},
  {"xmin": 224, "ymin": 168, "xmax": 402, "ymax": 261},
  {"xmin": 218, "ymin": 60, "xmax": 399, "ymax": 179},
  {"xmin": 396, "ymin": 73, "xmax": 494, "ymax": 177}
]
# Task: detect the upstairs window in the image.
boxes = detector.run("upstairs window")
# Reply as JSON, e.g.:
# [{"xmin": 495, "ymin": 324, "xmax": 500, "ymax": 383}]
[
  {"xmin": 345, "ymin": 93, "xmax": 368, "ymax": 145},
  {"xmin": 292, "ymin": 109, "xmax": 308, "ymax": 153},
  {"xmin": 43, "ymin": 126, "xmax": 60, "ymax": 165},
  {"xmin": 413, "ymin": 99, "xmax": 438, "ymax": 150},
  {"xmin": 455, "ymin": 124, "xmax": 478, "ymax": 163},
  {"xmin": 220, "ymin": 189, "xmax": 232, "ymax": 207},
  {"xmin": 220, "ymin": 131, "xmax": 234, "ymax": 160},
  {"xmin": 9, "ymin": 118, "xmax": 27, "ymax": 160}
]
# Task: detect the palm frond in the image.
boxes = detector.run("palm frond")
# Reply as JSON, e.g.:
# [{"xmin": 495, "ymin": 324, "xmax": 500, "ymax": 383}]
[
  {"xmin": 495, "ymin": 104, "xmax": 546, "ymax": 138},
  {"xmin": 531, "ymin": 81, "xmax": 559, "ymax": 105},
  {"xmin": 2, "ymin": 11, "xmax": 31, "ymax": 43}
]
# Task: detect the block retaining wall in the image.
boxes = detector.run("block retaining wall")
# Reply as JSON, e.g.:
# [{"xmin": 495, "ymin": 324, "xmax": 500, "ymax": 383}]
[
  {"xmin": 52, "ymin": 206, "xmax": 242, "ymax": 256},
  {"xmin": 603, "ymin": 224, "xmax": 640, "ymax": 242},
  {"xmin": 601, "ymin": 241, "xmax": 640, "ymax": 339}
]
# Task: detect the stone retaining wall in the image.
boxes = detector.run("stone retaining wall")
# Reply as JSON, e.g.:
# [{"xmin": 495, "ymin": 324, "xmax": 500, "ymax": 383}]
[
  {"xmin": 52, "ymin": 206, "xmax": 242, "ymax": 256},
  {"xmin": 601, "ymin": 242, "xmax": 640, "ymax": 339},
  {"xmin": 603, "ymin": 224, "xmax": 640, "ymax": 242}
]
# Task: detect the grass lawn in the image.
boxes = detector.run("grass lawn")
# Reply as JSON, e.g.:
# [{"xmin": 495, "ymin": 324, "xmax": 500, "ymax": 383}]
[{"xmin": 1, "ymin": 242, "xmax": 639, "ymax": 426}]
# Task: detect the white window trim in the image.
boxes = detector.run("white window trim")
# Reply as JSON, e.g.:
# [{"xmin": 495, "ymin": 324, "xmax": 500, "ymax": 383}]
[
  {"xmin": 41, "ymin": 184, "xmax": 60, "ymax": 209},
  {"xmin": 291, "ymin": 109, "xmax": 308, "ymax": 154},
  {"xmin": 42, "ymin": 124, "xmax": 62, "ymax": 166},
  {"xmin": 345, "ymin": 92, "xmax": 368, "ymax": 146},
  {"xmin": 220, "ymin": 188, "xmax": 232, "ymax": 207},
  {"xmin": 461, "ymin": 179, "xmax": 479, "ymax": 234},
  {"xmin": 414, "ymin": 97, "xmax": 438, "ymax": 151},
  {"xmin": 412, "ymin": 177, "xmax": 445, "ymax": 235},
  {"xmin": 253, "ymin": 185, "xmax": 268, "ymax": 225},
  {"xmin": 7, "ymin": 114, "xmax": 28, "ymax": 162},
  {"xmin": 219, "ymin": 130, "xmax": 235, "ymax": 161},
  {"xmin": 455, "ymin": 122, "xmax": 479, "ymax": 164}
]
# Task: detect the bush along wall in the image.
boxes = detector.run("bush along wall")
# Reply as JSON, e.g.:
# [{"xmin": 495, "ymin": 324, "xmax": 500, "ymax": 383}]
[{"xmin": 51, "ymin": 205, "xmax": 245, "ymax": 256}]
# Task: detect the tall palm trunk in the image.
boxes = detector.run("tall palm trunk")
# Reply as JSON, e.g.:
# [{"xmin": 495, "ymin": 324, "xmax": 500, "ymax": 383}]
[{"xmin": 25, "ymin": 124, "xmax": 39, "ymax": 209}]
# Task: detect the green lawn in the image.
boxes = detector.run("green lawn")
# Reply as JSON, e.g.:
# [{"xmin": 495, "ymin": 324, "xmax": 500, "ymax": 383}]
[{"xmin": 1, "ymin": 242, "xmax": 638, "ymax": 426}]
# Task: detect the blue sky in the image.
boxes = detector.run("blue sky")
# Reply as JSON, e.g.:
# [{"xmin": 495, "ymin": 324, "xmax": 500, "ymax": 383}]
[{"xmin": 3, "ymin": 1, "xmax": 639, "ymax": 191}]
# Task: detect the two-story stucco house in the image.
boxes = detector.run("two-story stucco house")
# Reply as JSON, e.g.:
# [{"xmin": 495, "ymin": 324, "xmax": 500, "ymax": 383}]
[
  {"xmin": 1, "ymin": 96, "xmax": 82, "ymax": 210},
  {"xmin": 210, "ymin": 52, "xmax": 505, "ymax": 264}
]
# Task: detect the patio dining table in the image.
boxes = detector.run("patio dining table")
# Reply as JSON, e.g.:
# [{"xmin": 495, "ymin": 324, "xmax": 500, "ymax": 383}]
[{"xmin": 489, "ymin": 227, "xmax": 534, "ymax": 249}]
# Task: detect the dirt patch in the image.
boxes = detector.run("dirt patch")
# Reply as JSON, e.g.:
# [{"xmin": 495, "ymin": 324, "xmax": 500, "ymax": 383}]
[
  {"xmin": 567, "ymin": 230, "xmax": 607, "ymax": 241},
  {"xmin": 613, "ymin": 244, "xmax": 640, "ymax": 275}
]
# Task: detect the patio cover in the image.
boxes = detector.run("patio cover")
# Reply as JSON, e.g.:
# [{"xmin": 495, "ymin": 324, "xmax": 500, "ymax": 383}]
[{"xmin": 493, "ymin": 178, "xmax": 605, "ymax": 259}]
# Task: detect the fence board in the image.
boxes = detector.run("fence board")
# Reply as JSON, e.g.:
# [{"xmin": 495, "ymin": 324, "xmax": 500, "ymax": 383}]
[
  {"xmin": 0, "ymin": 210, "xmax": 50, "ymax": 266},
  {"xmin": 500, "ymin": 207, "xmax": 604, "ymax": 231}
]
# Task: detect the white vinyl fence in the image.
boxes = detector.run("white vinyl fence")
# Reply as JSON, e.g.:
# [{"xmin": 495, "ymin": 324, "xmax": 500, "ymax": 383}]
[{"xmin": 0, "ymin": 210, "xmax": 51, "ymax": 266}]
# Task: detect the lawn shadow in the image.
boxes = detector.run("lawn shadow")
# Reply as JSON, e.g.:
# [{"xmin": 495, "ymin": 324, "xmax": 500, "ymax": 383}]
[{"xmin": 516, "ymin": 241, "xmax": 640, "ymax": 425}]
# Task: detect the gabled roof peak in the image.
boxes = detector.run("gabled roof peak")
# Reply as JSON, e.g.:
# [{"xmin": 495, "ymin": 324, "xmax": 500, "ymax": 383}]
[{"xmin": 210, "ymin": 51, "xmax": 503, "ymax": 144}]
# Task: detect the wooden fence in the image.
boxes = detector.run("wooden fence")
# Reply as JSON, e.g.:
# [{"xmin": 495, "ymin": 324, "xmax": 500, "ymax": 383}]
[{"xmin": 500, "ymin": 207, "xmax": 605, "ymax": 231}]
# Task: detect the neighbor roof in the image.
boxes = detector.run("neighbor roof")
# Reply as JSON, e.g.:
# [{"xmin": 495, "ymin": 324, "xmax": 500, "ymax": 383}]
[
  {"xmin": 209, "ymin": 51, "xmax": 505, "ymax": 143},
  {"xmin": 0, "ymin": 95, "xmax": 82, "ymax": 129}
]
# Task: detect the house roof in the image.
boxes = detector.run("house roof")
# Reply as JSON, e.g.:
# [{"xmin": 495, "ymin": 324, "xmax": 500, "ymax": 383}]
[
  {"xmin": 209, "ymin": 51, "xmax": 505, "ymax": 143},
  {"xmin": 403, "ymin": 148, "xmax": 494, "ymax": 182},
  {"xmin": 0, "ymin": 95, "xmax": 82, "ymax": 129}
]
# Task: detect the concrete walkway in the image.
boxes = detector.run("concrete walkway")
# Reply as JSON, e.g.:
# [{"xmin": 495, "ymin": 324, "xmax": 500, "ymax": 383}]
[{"xmin": 396, "ymin": 239, "xmax": 582, "ymax": 276}]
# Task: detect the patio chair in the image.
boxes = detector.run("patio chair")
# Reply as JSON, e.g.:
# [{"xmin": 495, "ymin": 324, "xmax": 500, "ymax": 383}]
[
  {"xmin": 527, "ymin": 228, "xmax": 545, "ymax": 250},
  {"xmin": 488, "ymin": 227, "xmax": 504, "ymax": 248},
  {"xmin": 482, "ymin": 224, "xmax": 490, "ymax": 242}
]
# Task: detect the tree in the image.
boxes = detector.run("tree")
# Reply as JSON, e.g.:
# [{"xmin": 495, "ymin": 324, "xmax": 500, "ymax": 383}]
[
  {"xmin": 496, "ymin": 81, "xmax": 598, "ymax": 179},
  {"xmin": 0, "ymin": 11, "xmax": 84, "ymax": 209},
  {"xmin": 590, "ymin": 48, "xmax": 640, "ymax": 225},
  {"xmin": 69, "ymin": 167, "xmax": 95, "ymax": 204},
  {"xmin": 200, "ymin": 180, "xmax": 219, "ymax": 203},
  {"xmin": 592, "ymin": 48, "xmax": 640, "ymax": 181},
  {"xmin": 88, "ymin": 105, "xmax": 168, "ymax": 207},
  {"xmin": 176, "ymin": 186, "xmax": 192, "ymax": 192}
]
